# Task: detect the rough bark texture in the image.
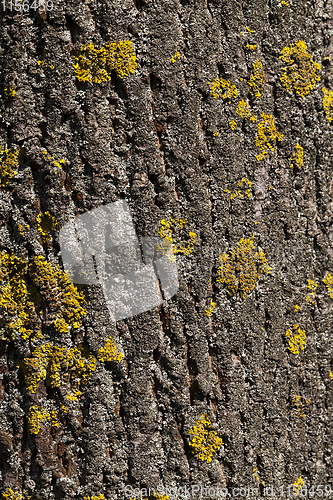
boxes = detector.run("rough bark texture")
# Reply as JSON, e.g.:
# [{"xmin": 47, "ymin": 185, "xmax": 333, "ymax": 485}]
[{"xmin": 0, "ymin": 0, "xmax": 333, "ymax": 499}]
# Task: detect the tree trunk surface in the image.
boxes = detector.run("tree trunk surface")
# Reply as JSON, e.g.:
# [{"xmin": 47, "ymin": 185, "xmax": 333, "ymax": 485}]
[{"xmin": 0, "ymin": 0, "xmax": 332, "ymax": 499}]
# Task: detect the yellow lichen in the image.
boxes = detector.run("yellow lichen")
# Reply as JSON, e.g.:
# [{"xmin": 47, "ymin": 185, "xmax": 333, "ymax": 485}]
[
  {"xmin": 0, "ymin": 146, "xmax": 21, "ymax": 187},
  {"xmin": 3, "ymin": 87, "xmax": 16, "ymax": 97},
  {"xmin": 157, "ymin": 218, "xmax": 197, "ymax": 263},
  {"xmin": 83, "ymin": 495, "xmax": 105, "ymax": 500},
  {"xmin": 41, "ymin": 149, "xmax": 66, "ymax": 174},
  {"xmin": 30, "ymin": 255, "xmax": 87, "ymax": 332},
  {"xmin": 205, "ymin": 300, "xmax": 216, "ymax": 317},
  {"xmin": 290, "ymin": 143, "xmax": 303, "ymax": 174},
  {"xmin": 285, "ymin": 324, "xmax": 306, "ymax": 355},
  {"xmin": 292, "ymin": 395, "xmax": 311, "ymax": 418},
  {"xmin": 217, "ymin": 235, "xmax": 270, "ymax": 299},
  {"xmin": 294, "ymin": 304, "xmax": 299, "ymax": 311},
  {"xmin": 18, "ymin": 224, "xmax": 30, "ymax": 236},
  {"xmin": 293, "ymin": 477, "xmax": 305, "ymax": 496},
  {"xmin": 246, "ymin": 44, "xmax": 257, "ymax": 51},
  {"xmin": 224, "ymin": 178, "xmax": 252, "ymax": 200},
  {"xmin": 19, "ymin": 345, "xmax": 49, "ymax": 393},
  {"xmin": 0, "ymin": 252, "xmax": 87, "ymax": 342},
  {"xmin": 236, "ymin": 100, "xmax": 256, "ymax": 122},
  {"xmin": 73, "ymin": 41, "xmax": 137, "ymax": 83},
  {"xmin": 229, "ymin": 120, "xmax": 237, "ymax": 129},
  {"xmin": 97, "ymin": 336, "xmax": 124, "ymax": 363},
  {"xmin": 323, "ymin": 273, "xmax": 333, "ymax": 298},
  {"xmin": 279, "ymin": 41, "xmax": 321, "ymax": 98},
  {"xmin": 36, "ymin": 211, "xmax": 58, "ymax": 243},
  {"xmin": 330, "ymin": 371, "xmax": 333, "ymax": 380},
  {"xmin": 322, "ymin": 87, "xmax": 333, "ymax": 123},
  {"xmin": 247, "ymin": 60, "xmax": 265, "ymax": 98},
  {"xmin": 207, "ymin": 78, "xmax": 238, "ymax": 100},
  {"xmin": 65, "ymin": 389, "xmax": 82, "ymax": 401},
  {"xmin": 241, "ymin": 27, "xmax": 254, "ymax": 36},
  {"xmin": 37, "ymin": 59, "xmax": 55, "ymax": 70},
  {"xmin": 255, "ymin": 113, "xmax": 283, "ymax": 161},
  {"xmin": 306, "ymin": 278, "xmax": 317, "ymax": 304},
  {"xmin": 27, "ymin": 404, "xmax": 60, "ymax": 435},
  {"xmin": 2, "ymin": 488, "xmax": 30, "ymax": 500},
  {"xmin": 19, "ymin": 342, "xmax": 96, "ymax": 394},
  {"xmin": 213, "ymin": 130, "xmax": 219, "ymax": 136},
  {"xmin": 253, "ymin": 467, "xmax": 265, "ymax": 485},
  {"xmin": 188, "ymin": 414, "xmax": 223, "ymax": 463},
  {"xmin": 0, "ymin": 252, "xmax": 43, "ymax": 342},
  {"xmin": 170, "ymin": 51, "xmax": 181, "ymax": 63},
  {"xmin": 50, "ymin": 409, "xmax": 60, "ymax": 427}
]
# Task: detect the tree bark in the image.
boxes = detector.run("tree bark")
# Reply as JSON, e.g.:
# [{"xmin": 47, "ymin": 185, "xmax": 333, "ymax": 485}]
[{"xmin": 0, "ymin": 0, "xmax": 332, "ymax": 499}]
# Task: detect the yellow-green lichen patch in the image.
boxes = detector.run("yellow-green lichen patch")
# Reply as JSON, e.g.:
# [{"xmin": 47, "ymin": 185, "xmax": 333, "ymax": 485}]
[
  {"xmin": 224, "ymin": 178, "xmax": 252, "ymax": 200},
  {"xmin": 323, "ymin": 273, "xmax": 333, "ymax": 298},
  {"xmin": 37, "ymin": 59, "xmax": 55, "ymax": 70},
  {"xmin": 41, "ymin": 149, "xmax": 66, "ymax": 174},
  {"xmin": 19, "ymin": 342, "xmax": 96, "ymax": 394},
  {"xmin": 97, "ymin": 336, "xmax": 124, "ymax": 363},
  {"xmin": 36, "ymin": 211, "xmax": 58, "ymax": 243},
  {"xmin": 65, "ymin": 389, "xmax": 81, "ymax": 401},
  {"xmin": 235, "ymin": 100, "xmax": 256, "ymax": 122},
  {"xmin": 26, "ymin": 404, "xmax": 60, "ymax": 435},
  {"xmin": 0, "ymin": 146, "xmax": 21, "ymax": 187},
  {"xmin": 207, "ymin": 78, "xmax": 238, "ymax": 100},
  {"xmin": 293, "ymin": 477, "xmax": 305, "ymax": 495},
  {"xmin": 157, "ymin": 218, "xmax": 197, "ymax": 263},
  {"xmin": 290, "ymin": 143, "xmax": 303, "ymax": 174},
  {"xmin": 188, "ymin": 414, "xmax": 223, "ymax": 463},
  {"xmin": 18, "ymin": 224, "xmax": 30, "ymax": 236},
  {"xmin": 73, "ymin": 41, "xmax": 137, "ymax": 83},
  {"xmin": 0, "ymin": 252, "xmax": 42, "ymax": 342},
  {"xmin": 253, "ymin": 467, "xmax": 265, "ymax": 485},
  {"xmin": 279, "ymin": 41, "xmax": 321, "ymax": 98},
  {"xmin": 246, "ymin": 44, "xmax": 257, "ymax": 51},
  {"xmin": 285, "ymin": 324, "xmax": 306, "ymax": 355},
  {"xmin": 83, "ymin": 495, "xmax": 105, "ymax": 500},
  {"xmin": 170, "ymin": 51, "xmax": 181, "ymax": 63},
  {"xmin": 247, "ymin": 60, "xmax": 265, "ymax": 98},
  {"xmin": 205, "ymin": 300, "xmax": 216, "ymax": 317},
  {"xmin": 0, "ymin": 252, "xmax": 87, "ymax": 342},
  {"xmin": 2, "ymin": 488, "xmax": 31, "ymax": 500},
  {"xmin": 255, "ymin": 113, "xmax": 283, "ymax": 161},
  {"xmin": 29, "ymin": 255, "xmax": 87, "ymax": 333},
  {"xmin": 216, "ymin": 235, "xmax": 270, "ymax": 299},
  {"xmin": 241, "ymin": 26, "xmax": 255, "ymax": 36},
  {"xmin": 3, "ymin": 87, "xmax": 16, "ymax": 97},
  {"xmin": 151, "ymin": 493, "xmax": 169, "ymax": 500},
  {"xmin": 292, "ymin": 395, "xmax": 311, "ymax": 418},
  {"xmin": 306, "ymin": 278, "xmax": 317, "ymax": 304}
]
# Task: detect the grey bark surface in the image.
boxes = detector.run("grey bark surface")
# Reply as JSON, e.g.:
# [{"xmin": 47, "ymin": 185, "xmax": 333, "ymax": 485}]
[{"xmin": 0, "ymin": 0, "xmax": 333, "ymax": 499}]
